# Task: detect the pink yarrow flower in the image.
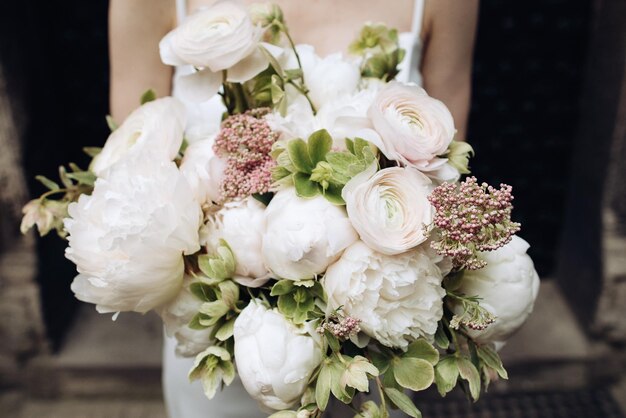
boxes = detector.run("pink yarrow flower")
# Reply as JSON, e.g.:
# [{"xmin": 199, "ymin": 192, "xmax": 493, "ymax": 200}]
[
  {"xmin": 213, "ymin": 108, "xmax": 279, "ymax": 201},
  {"xmin": 428, "ymin": 176, "xmax": 521, "ymax": 270}
]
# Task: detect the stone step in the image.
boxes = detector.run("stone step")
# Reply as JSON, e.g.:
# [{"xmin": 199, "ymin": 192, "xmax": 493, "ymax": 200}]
[{"xmin": 27, "ymin": 306, "xmax": 163, "ymax": 398}]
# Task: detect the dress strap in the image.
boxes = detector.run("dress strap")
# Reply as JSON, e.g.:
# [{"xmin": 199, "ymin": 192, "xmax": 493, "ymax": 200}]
[
  {"xmin": 410, "ymin": 0, "xmax": 425, "ymax": 39},
  {"xmin": 175, "ymin": 0, "xmax": 187, "ymax": 24}
]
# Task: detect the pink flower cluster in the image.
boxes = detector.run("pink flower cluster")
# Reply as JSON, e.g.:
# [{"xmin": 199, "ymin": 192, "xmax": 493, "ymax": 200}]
[
  {"xmin": 428, "ymin": 176, "xmax": 521, "ymax": 270},
  {"xmin": 213, "ymin": 108, "xmax": 279, "ymax": 200},
  {"xmin": 317, "ymin": 315, "xmax": 362, "ymax": 340}
]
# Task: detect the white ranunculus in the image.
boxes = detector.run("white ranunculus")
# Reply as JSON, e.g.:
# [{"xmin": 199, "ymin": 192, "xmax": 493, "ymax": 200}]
[
  {"xmin": 324, "ymin": 241, "xmax": 445, "ymax": 349},
  {"xmin": 262, "ymin": 188, "xmax": 358, "ymax": 280},
  {"xmin": 455, "ymin": 236, "xmax": 540, "ymax": 345},
  {"xmin": 91, "ymin": 97, "xmax": 186, "ymax": 178},
  {"xmin": 234, "ymin": 301, "xmax": 323, "ymax": 410},
  {"xmin": 368, "ymin": 82, "xmax": 456, "ymax": 173},
  {"xmin": 160, "ymin": 1, "xmax": 269, "ymax": 101},
  {"xmin": 203, "ymin": 197, "xmax": 270, "ymax": 287},
  {"xmin": 343, "ymin": 163, "xmax": 434, "ymax": 255},
  {"xmin": 65, "ymin": 158, "xmax": 202, "ymax": 314},
  {"xmin": 158, "ymin": 276, "xmax": 213, "ymax": 357},
  {"xmin": 180, "ymin": 137, "xmax": 226, "ymax": 205}
]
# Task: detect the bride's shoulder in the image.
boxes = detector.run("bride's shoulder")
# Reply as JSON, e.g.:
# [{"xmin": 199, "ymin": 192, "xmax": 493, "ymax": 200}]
[{"xmin": 109, "ymin": 0, "xmax": 176, "ymax": 33}]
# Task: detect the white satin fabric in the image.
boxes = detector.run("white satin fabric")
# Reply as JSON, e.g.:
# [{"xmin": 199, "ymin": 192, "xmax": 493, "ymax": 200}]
[{"xmin": 163, "ymin": 1, "xmax": 425, "ymax": 417}]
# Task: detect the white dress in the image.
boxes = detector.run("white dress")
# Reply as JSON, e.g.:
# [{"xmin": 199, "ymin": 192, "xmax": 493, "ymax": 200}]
[{"xmin": 163, "ymin": 1, "xmax": 426, "ymax": 417}]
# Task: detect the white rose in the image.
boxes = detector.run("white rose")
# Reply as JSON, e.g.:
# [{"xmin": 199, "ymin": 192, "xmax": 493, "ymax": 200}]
[
  {"xmin": 158, "ymin": 276, "xmax": 213, "ymax": 357},
  {"xmin": 160, "ymin": 1, "xmax": 270, "ymax": 101},
  {"xmin": 180, "ymin": 137, "xmax": 226, "ymax": 205},
  {"xmin": 342, "ymin": 163, "xmax": 434, "ymax": 255},
  {"xmin": 65, "ymin": 159, "xmax": 202, "ymax": 314},
  {"xmin": 368, "ymin": 82, "xmax": 455, "ymax": 172},
  {"xmin": 262, "ymin": 188, "xmax": 358, "ymax": 280},
  {"xmin": 203, "ymin": 197, "xmax": 270, "ymax": 287},
  {"xmin": 455, "ymin": 236, "xmax": 540, "ymax": 345},
  {"xmin": 324, "ymin": 241, "xmax": 445, "ymax": 349},
  {"xmin": 91, "ymin": 97, "xmax": 186, "ymax": 178},
  {"xmin": 234, "ymin": 300, "xmax": 323, "ymax": 410}
]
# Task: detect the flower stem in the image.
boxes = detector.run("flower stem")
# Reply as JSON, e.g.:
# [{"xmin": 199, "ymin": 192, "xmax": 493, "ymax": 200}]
[{"xmin": 374, "ymin": 375, "xmax": 387, "ymax": 413}]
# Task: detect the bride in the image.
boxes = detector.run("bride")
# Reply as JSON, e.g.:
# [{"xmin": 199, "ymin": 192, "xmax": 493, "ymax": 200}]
[{"xmin": 108, "ymin": 0, "xmax": 478, "ymax": 416}]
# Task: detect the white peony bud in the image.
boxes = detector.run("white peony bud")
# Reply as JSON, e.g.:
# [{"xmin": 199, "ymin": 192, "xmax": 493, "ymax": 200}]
[
  {"xmin": 203, "ymin": 197, "xmax": 270, "ymax": 287},
  {"xmin": 234, "ymin": 301, "xmax": 323, "ymax": 410},
  {"xmin": 324, "ymin": 241, "xmax": 445, "ymax": 349},
  {"xmin": 158, "ymin": 275, "xmax": 213, "ymax": 357},
  {"xmin": 65, "ymin": 158, "xmax": 202, "ymax": 314},
  {"xmin": 91, "ymin": 97, "xmax": 186, "ymax": 178},
  {"xmin": 342, "ymin": 163, "xmax": 434, "ymax": 255},
  {"xmin": 262, "ymin": 188, "xmax": 358, "ymax": 280},
  {"xmin": 455, "ymin": 236, "xmax": 540, "ymax": 345}
]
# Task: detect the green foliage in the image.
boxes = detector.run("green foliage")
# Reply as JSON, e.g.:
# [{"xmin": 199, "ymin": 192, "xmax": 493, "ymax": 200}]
[
  {"xmin": 140, "ymin": 89, "xmax": 157, "ymax": 105},
  {"xmin": 188, "ymin": 346, "xmax": 235, "ymax": 399},
  {"xmin": 273, "ymin": 133, "xmax": 376, "ymax": 204},
  {"xmin": 349, "ymin": 23, "xmax": 406, "ymax": 81},
  {"xmin": 197, "ymin": 240, "xmax": 236, "ymax": 283},
  {"xmin": 271, "ymin": 279, "xmax": 324, "ymax": 324},
  {"xmin": 105, "ymin": 115, "xmax": 117, "ymax": 131},
  {"xmin": 383, "ymin": 388, "xmax": 421, "ymax": 418}
]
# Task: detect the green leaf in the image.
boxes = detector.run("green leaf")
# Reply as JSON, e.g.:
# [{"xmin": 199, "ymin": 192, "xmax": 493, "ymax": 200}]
[
  {"xmin": 284, "ymin": 68, "xmax": 303, "ymax": 80},
  {"xmin": 404, "ymin": 339, "xmax": 439, "ymax": 365},
  {"xmin": 105, "ymin": 115, "xmax": 117, "ymax": 131},
  {"xmin": 200, "ymin": 300, "xmax": 230, "ymax": 319},
  {"xmin": 215, "ymin": 317, "xmax": 235, "ymax": 341},
  {"xmin": 35, "ymin": 175, "xmax": 59, "ymax": 191},
  {"xmin": 368, "ymin": 350, "xmax": 390, "ymax": 375},
  {"xmin": 477, "ymin": 345, "xmax": 508, "ymax": 379},
  {"xmin": 278, "ymin": 294, "xmax": 297, "ymax": 316},
  {"xmin": 457, "ymin": 357, "xmax": 481, "ymax": 401},
  {"xmin": 315, "ymin": 364, "xmax": 332, "ymax": 411},
  {"xmin": 383, "ymin": 388, "xmax": 421, "ymax": 418},
  {"xmin": 58, "ymin": 166, "xmax": 72, "ymax": 188},
  {"xmin": 188, "ymin": 313, "xmax": 209, "ymax": 330},
  {"xmin": 259, "ymin": 44, "xmax": 284, "ymax": 77},
  {"xmin": 140, "ymin": 89, "xmax": 157, "ymax": 104},
  {"xmin": 288, "ymin": 138, "xmax": 314, "ymax": 173},
  {"xmin": 323, "ymin": 184, "xmax": 345, "ymax": 205},
  {"xmin": 324, "ymin": 330, "xmax": 341, "ymax": 353},
  {"xmin": 272, "ymin": 165, "xmax": 293, "ymax": 182},
  {"xmin": 294, "ymin": 172, "xmax": 320, "ymax": 198},
  {"xmin": 189, "ymin": 282, "xmax": 217, "ymax": 302},
  {"xmin": 434, "ymin": 322, "xmax": 450, "ymax": 349},
  {"xmin": 66, "ymin": 171, "xmax": 96, "ymax": 186},
  {"xmin": 271, "ymin": 280, "xmax": 295, "ymax": 296},
  {"xmin": 83, "ymin": 147, "xmax": 102, "ymax": 158},
  {"xmin": 434, "ymin": 357, "xmax": 459, "ymax": 397},
  {"xmin": 218, "ymin": 280, "xmax": 239, "ymax": 309},
  {"xmin": 393, "ymin": 357, "xmax": 434, "ymax": 392},
  {"xmin": 307, "ymin": 129, "xmax": 332, "ymax": 165}
]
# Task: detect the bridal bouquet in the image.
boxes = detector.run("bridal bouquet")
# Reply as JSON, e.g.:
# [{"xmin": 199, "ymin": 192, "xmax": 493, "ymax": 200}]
[{"xmin": 22, "ymin": 2, "xmax": 540, "ymax": 417}]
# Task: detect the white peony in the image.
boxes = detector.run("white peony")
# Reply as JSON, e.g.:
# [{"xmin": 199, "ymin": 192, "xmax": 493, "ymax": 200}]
[
  {"xmin": 262, "ymin": 188, "xmax": 358, "ymax": 280},
  {"xmin": 160, "ymin": 1, "xmax": 270, "ymax": 101},
  {"xmin": 368, "ymin": 82, "xmax": 455, "ymax": 173},
  {"xmin": 324, "ymin": 241, "xmax": 445, "ymax": 349},
  {"xmin": 65, "ymin": 158, "xmax": 202, "ymax": 314},
  {"xmin": 91, "ymin": 97, "xmax": 186, "ymax": 178},
  {"xmin": 279, "ymin": 45, "xmax": 360, "ymax": 109},
  {"xmin": 455, "ymin": 236, "xmax": 540, "ymax": 345},
  {"xmin": 158, "ymin": 275, "xmax": 213, "ymax": 357},
  {"xmin": 203, "ymin": 197, "xmax": 270, "ymax": 287},
  {"xmin": 234, "ymin": 300, "xmax": 323, "ymax": 410},
  {"xmin": 342, "ymin": 163, "xmax": 434, "ymax": 255},
  {"xmin": 179, "ymin": 137, "xmax": 226, "ymax": 205}
]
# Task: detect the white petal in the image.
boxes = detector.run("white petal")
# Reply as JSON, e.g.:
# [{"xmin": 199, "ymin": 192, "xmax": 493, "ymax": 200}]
[{"xmin": 177, "ymin": 69, "xmax": 222, "ymax": 103}]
